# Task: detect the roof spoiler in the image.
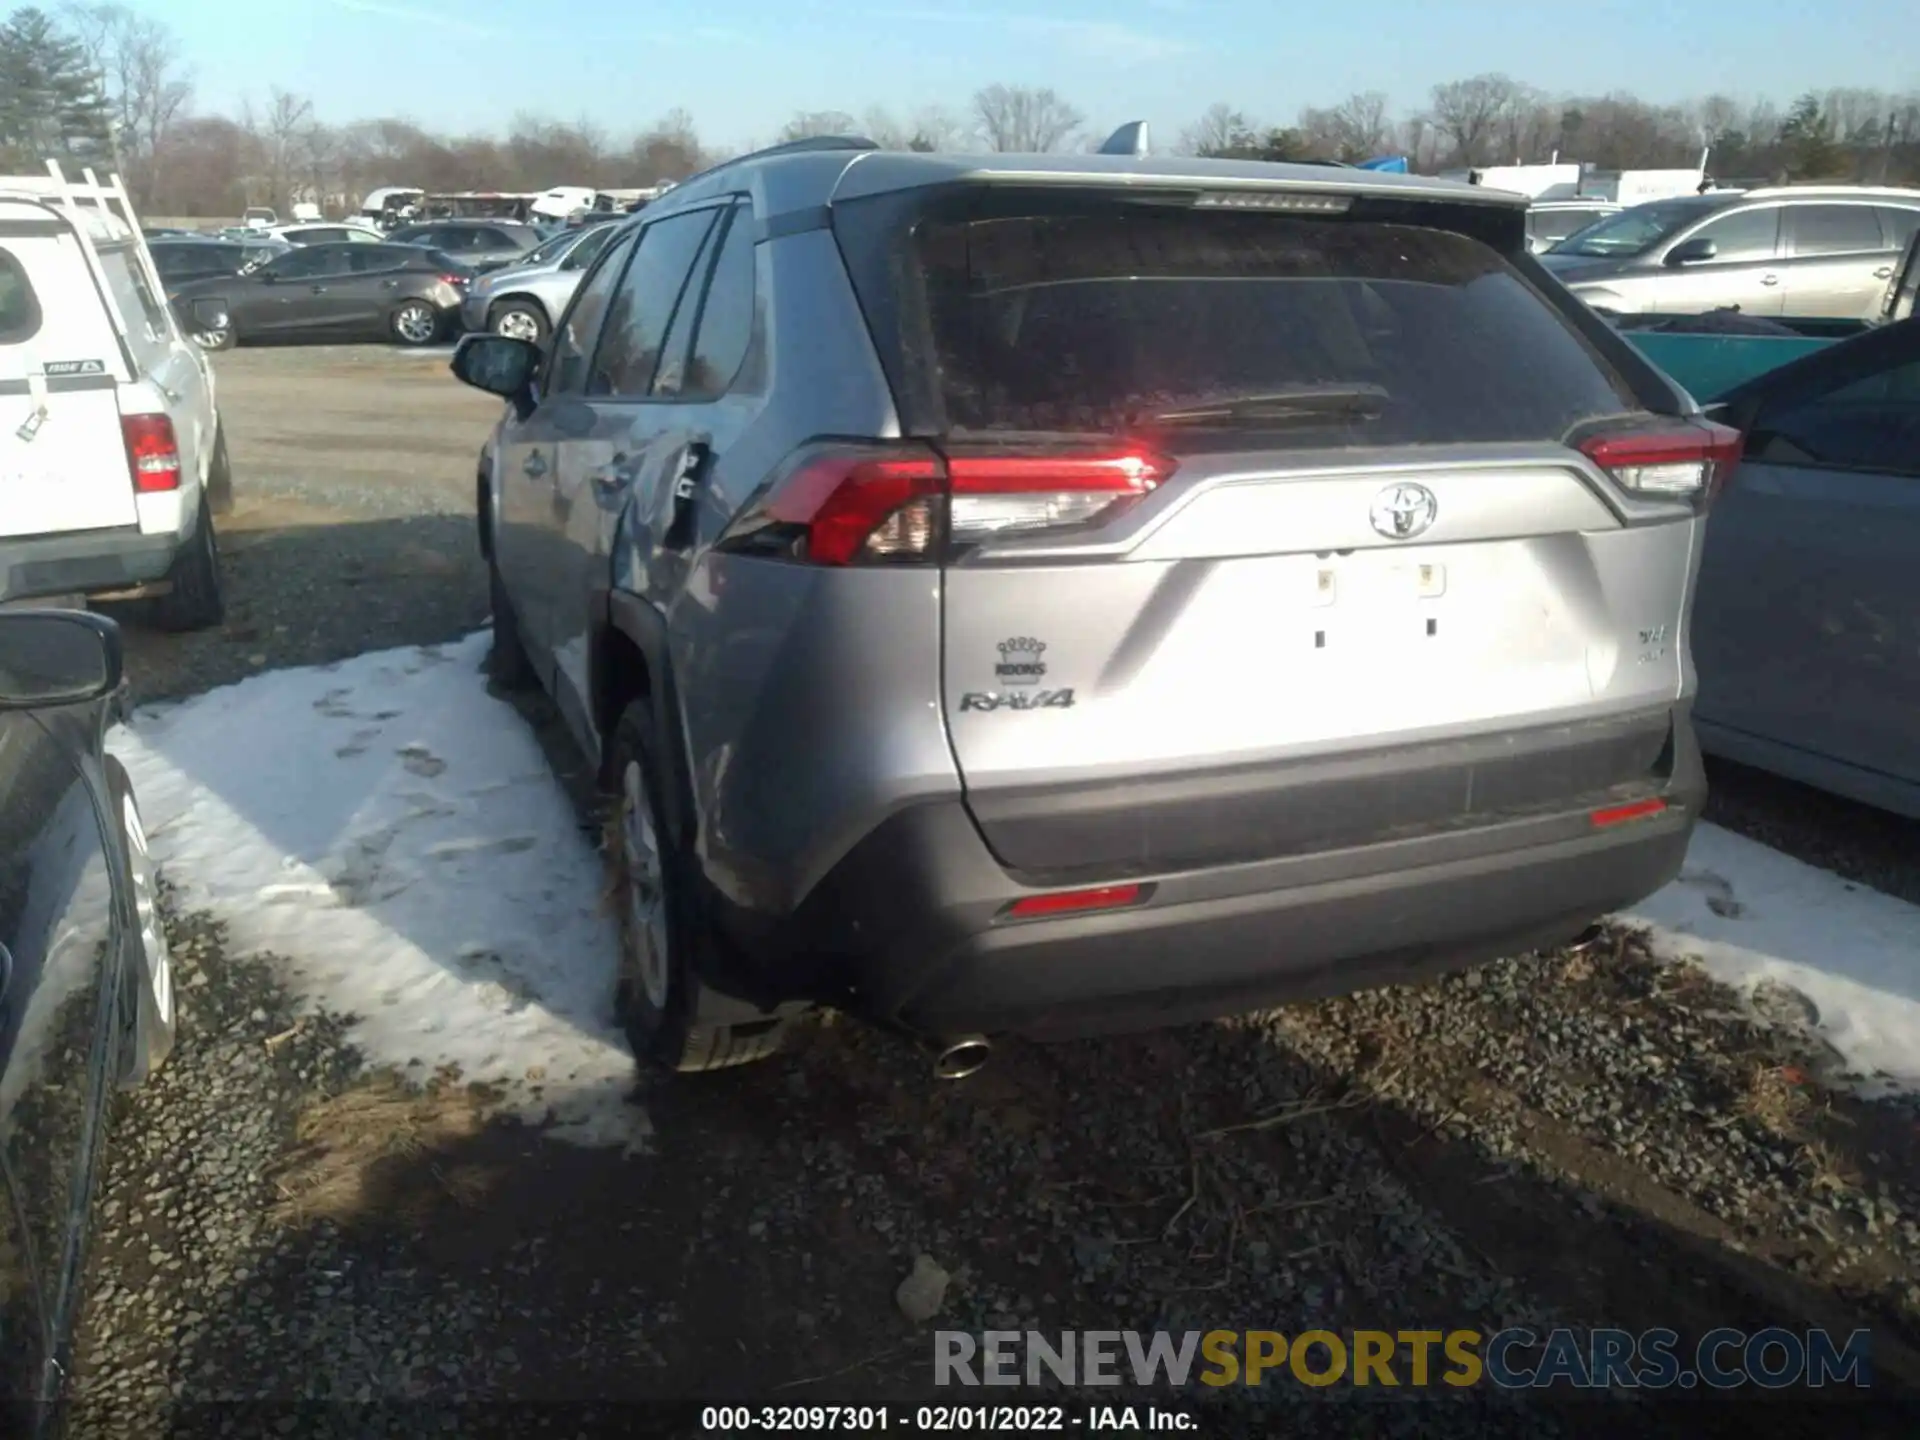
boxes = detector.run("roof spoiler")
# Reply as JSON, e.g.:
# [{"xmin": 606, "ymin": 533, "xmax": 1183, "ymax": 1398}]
[{"xmin": 1096, "ymin": 121, "xmax": 1150, "ymax": 157}]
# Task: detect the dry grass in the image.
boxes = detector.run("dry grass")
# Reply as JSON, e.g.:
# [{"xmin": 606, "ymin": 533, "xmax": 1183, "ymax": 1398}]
[
  {"xmin": 1741, "ymin": 1061, "xmax": 1815, "ymax": 1137},
  {"xmin": 270, "ymin": 1069, "xmax": 502, "ymax": 1226}
]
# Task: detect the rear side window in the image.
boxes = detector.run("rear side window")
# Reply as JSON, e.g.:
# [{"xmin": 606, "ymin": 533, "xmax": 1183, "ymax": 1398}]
[
  {"xmin": 680, "ymin": 209, "xmax": 756, "ymax": 400},
  {"xmin": 98, "ymin": 248, "xmax": 170, "ymax": 351},
  {"xmin": 0, "ymin": 248, "xmax": 42, "ymax": 343},
  {"xmin": 1789, "ymin": 204, "xmax": 1884, "ymax": 256},
  {"xmin": 913, "ymin": 206, "xmax": 1638, "ymax": 447},
  {"xmin": 587, "ymin": 209, "xmax": 717, "ymax": 397},
  {"xmin": 1877, "ymin": 206, "xmax": 1920, "ymax": 252}
]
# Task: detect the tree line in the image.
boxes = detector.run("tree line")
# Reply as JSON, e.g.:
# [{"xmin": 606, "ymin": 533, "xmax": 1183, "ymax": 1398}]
[{"xmin": 3, "ymin": 4, "xmax": 1916, "ymax": 222}]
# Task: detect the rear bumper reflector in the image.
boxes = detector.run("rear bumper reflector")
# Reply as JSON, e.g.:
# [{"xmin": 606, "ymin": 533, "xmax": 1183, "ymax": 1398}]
[
  {"xmin": 1589, "ymin": 797, "xmax": 1670, "ymax": 828},
  {"xmin": 1001, "ymin": 883, "xmax": 1147, "ymax": 921}
]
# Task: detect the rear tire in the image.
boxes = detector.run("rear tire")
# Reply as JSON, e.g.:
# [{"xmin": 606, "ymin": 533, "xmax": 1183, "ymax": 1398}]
[
  {"xmin": 607, "ymin": 700, "xmax": 785, "ymax": 1073},
  {"xmin": 390, "ymin": 299, "xmax": 441, "ymax": 347},
  {"xmin": 151, "ymin": 499, "xmax": 225, "ymax": 632},
  {"xmin": 108, "ymin": 758, "xmax": 176, "ymax": 1088},
  {"xmin": 206, "ymin": 423, "xmax": 236, "ymax": 516},
  {"xmin": 487, "ymin": 559, "xmax": 536, "ymax": 690},
  {"xmin": 194, "ymin": 324, "xmax": 236, "ymax": 352}
]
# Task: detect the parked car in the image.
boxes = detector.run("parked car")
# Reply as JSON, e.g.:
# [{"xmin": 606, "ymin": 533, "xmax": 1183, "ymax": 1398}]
[
  {"xmin": 1, "ymin": 163, "xmax": 231, "ymax": 628},
  {"xmin": 452, "ymin": 135, "xmax": 1712, "ymax": 1077},
  {"xmin": 1685, "ymin": 322, "xmax": 1920, "ymax": 818},
  {"xmin": 241, "ymin": 206, "xmax": 277, "ymax": 229},
  {"xmin": 168, "ymin": 242, "xmax": 473, "ymax": 349},
  {"xmin": 458, "ymin": 218, "xmax": 621, "ymax": 344},
  {"xmin": 386, "ymin": 219, "xmax": 541, "ymax": 273},
  {"xmin": 262, "ymin": 222, "xmax": 384, "ymax": 247},
  {"xmin": 1541, "ymin": 185, "xmax": 1920, "ymax": 319},
  {"xmin": 1525, "ymin": 198, "xmax": 1621, "ymax": 254},
  {"xmin": 0, "ymin": 608, "xmax": 176, "ymax": 1437},
  {"xmin": 148, "ymin": 236, "xmax": 290, "ymax": 294}
]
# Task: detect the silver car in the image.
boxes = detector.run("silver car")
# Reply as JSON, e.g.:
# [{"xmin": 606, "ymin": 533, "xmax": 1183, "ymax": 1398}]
[
  {"xmin": 1542, "ymin": 185, "xmax": 1920, "ymax": 319},
  {"xmin": 458, "ymin": 221, "xmax": 620, "ymax": 343},
  {"xmin": 450, "ymin": 138, "xmax": 1713, "ymax": 1077},
  {"xmin": 1526, "ymin": 199, "xmax": 1621, "ymax": 254}
]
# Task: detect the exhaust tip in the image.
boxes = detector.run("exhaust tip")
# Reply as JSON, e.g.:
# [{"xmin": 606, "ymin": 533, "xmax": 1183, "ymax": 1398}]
[
  {"xmin": 932, "ymin": 1036, "xmax": 992, "ymax": 1081},
  {"xmin": 1565, "ymin": 923, "xmax": 1608, "ymax": 956}
]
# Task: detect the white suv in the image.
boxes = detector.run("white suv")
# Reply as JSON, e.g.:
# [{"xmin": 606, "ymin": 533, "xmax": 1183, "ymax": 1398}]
[{"xmin": 0, "ymin": 163, "xmax": 230, "ymax": 629}]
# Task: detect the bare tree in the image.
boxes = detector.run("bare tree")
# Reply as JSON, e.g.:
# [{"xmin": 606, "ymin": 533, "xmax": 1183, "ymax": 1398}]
[
  {"xmin": 248, "ymin": 88, "xmax": 314, "ymax": 211},
  {"xmin": 1298, "ymin": 92, "xmax": 1394, "ymax": 161},
  {"xmin": 1180, "ymin": 102, "xmax": 1251, "ymax": 157},
  {"xmin": 972, "ymin": 84, "xmax": 1082, "ymax": 153},
  {"xmin": 1427, "ymin": 73, "xmax": 1526, "ymax": 166},
  {"xmin": 778, "ymin": 110, "xmax": 859, "ymax": 143},
  {"xmin": 62, "ymin": 4, "xmax": 193, "ymax": 205}
]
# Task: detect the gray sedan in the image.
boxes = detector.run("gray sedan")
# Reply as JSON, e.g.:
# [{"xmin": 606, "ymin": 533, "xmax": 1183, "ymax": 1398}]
[{"xmin": 1693, "ymin": 317, "xmax": 1920, "ymax": 816}]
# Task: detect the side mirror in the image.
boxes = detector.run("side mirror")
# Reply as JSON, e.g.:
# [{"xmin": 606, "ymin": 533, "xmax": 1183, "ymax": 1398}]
[
  {"xmin": 0, "ymin": 611, "xmax": 123, "ymax": 711},
  {"xmin": 1666, "ymin": 237, "xmax": 1718, "ymax": 267},
  {"xmin": 451, "ymin": 333, "xmax": 539, "ymax": 406},
  {"xmin": 186, "ymin": 298, "xmax": 230, "ymax": 333}
]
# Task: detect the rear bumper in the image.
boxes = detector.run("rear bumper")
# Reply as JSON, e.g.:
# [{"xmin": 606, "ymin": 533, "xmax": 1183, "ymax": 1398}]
[
  {"xmin": 0, "ymin": 526, "xmax": 181, "ymax": 601},
  {"xmin": 713, "ymin": 714, "xmax": 1704, "ymax": 1041}
]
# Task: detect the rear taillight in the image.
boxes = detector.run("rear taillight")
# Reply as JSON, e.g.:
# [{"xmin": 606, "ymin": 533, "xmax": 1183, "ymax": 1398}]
[
  {"xmin": 1578, "ymin": 420, "xmax": 1742, "ymax": 506},
  {"xmin": 720, "ymin": 443, "xmax": 1175, "ymax": 566},
  {"xmin": 121, "ymin": 414, "xmax": 181, "ymax": 493},
  {"xmin": 438, "ymin": 273, "xmax": 469, "ymax": 287}
]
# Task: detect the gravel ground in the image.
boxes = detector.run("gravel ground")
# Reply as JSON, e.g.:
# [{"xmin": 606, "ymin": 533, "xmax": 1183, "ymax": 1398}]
[{"xmin": 55, "ymin": 344, "xmax": 1920, "ymax": 1435}]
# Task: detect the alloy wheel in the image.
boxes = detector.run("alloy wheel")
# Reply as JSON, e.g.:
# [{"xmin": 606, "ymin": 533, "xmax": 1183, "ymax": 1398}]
[
  {"xmin": 620, "ymin": 759, "xmax": 670, "ymax": 1010},
  {"xmin": 122, "ymin": 793, "xmax": 174, "ymax": 1028}
]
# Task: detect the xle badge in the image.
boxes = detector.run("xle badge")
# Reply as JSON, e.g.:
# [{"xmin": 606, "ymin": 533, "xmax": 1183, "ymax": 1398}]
[{"xmin": 959, "ymin": 690, "xmax": 1076, "ymax": 712}]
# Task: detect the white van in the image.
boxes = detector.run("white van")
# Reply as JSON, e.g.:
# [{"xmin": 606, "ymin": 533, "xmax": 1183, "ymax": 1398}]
[{"xmin": 0, "ymin": 163, "xmax": 231, "ymax": 629}]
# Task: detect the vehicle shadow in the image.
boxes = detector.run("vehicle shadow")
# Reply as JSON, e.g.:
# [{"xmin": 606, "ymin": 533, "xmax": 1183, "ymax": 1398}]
[{"xmin": 132, "ymin": 966, "xmax": 1920, "ymax": 1436}]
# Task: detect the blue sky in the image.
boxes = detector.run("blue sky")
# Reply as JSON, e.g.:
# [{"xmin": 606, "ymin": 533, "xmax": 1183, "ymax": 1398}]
[{"xmin": 150, "ymin": 0, "xmax": 1913, "ymax": 151}]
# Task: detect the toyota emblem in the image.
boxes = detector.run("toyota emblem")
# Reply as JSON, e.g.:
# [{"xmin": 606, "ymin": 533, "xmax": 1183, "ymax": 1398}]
[{"xmin": 1369, "ymin": 483, "xmax": 1438, "ymax": 541}]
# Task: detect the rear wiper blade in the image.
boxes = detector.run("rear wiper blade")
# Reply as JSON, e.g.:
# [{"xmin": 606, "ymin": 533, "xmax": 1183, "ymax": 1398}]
[{"xmin": 1133, "ymin": 384, "xmax": 1389, "ymax": 426}]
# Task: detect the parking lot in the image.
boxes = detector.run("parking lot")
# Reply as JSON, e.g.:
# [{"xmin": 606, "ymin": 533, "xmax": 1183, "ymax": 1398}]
[{"xmin": 64, "ymin": 345, "xmax": 1920, "ymax": 1436}]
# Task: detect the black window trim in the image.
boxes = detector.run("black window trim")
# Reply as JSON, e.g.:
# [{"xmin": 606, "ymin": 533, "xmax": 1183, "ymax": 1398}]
[
  {"xmin": 582, "ymin": 199, "xmax": 736, "ymax": 403},
  {"xmin": 0, "ymin": 245, "xmax": 44, "ymax": 344}
]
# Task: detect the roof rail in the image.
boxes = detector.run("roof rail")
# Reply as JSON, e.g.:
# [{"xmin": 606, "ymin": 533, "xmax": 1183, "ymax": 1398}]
[{"xmin": 670, "ymin": 134, "xmax": 879, "ymax": 193}]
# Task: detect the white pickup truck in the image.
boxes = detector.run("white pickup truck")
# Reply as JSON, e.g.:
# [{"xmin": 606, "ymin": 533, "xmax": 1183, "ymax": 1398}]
[{"xmin": 1, "ymin": 163, "xmax": 232, "ymax": 629}]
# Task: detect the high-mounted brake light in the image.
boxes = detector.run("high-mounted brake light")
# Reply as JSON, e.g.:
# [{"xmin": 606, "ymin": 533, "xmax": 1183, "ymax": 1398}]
[
  {"xmin": 725, "ymin": 444, "xmax": 1175, "ymax": 566},
  {"xmin": 120, "ymin": 414, "xmax": 181, "ymax": 493},
  {"xmin": 1194, "ymin": 191, "xmax": 1352, "ymax": 214},
  {"xmin": 1578, "ymin": 420, "xmax": 1742, "ymax": 505}
]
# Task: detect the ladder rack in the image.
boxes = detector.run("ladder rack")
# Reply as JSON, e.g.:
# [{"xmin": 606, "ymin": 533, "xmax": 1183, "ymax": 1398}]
[{"xmin": 0, "ymin": 160, "xmax": 174, "ymax": 359}]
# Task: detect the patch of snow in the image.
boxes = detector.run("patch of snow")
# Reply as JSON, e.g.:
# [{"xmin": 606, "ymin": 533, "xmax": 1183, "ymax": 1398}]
[
  {"xmin": 1626, "ymin": 822, "xmax": 1920, "ymax": 1097},
  {"xmin": 108, "ymin": 632, "xmax": 646, "ymax": 1150}
]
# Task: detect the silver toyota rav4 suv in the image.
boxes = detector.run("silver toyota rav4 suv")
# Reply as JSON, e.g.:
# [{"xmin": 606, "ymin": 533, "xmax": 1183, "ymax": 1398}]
[{"xmin": 452, "ymin": 136, "xmax": 1718, "ymax": 1076}]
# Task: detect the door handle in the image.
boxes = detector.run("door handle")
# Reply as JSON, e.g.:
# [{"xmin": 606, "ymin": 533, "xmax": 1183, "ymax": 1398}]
[
  {"xmin": 382, "ymin": 279, "xmax": 400, "ymax": 288},
  {"xmin": 1759, "ymin": 274, "xmax": 1779, "ymax": 286},
  {"xmin": 310, "ymin": 284, "xmax": 327, "ymax": 294},
  {"xmin": 523, "ymin": 449, "xmax": 548, "ymax": 479}
]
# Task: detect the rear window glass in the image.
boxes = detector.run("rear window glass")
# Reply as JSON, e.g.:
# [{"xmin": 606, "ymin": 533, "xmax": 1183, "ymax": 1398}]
[
  {"xmin": 0, "ymin": 248, "xmax": 41, "ymax": 344},
  {"xmin": 915, "ymin": 208, "xmax": 1638, "ymax": 447}
]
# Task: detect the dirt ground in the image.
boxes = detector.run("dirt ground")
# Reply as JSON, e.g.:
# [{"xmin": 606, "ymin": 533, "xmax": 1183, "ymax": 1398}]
[{"xmin": 65, "ymin": 343, "xmax": 1920, "ymax": 1437}]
